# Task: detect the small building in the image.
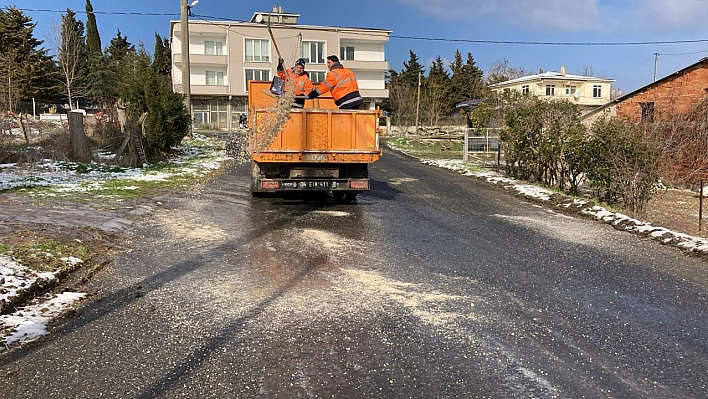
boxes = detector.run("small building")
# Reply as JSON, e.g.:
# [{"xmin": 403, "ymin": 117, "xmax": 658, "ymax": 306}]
[
  {"xmin": 586, "ymin": 58, "xmax": 708, "ymax": 124},
  {"xmin": 489, "ymin": 66, "xmax": 615, "ymax": 113},
  {"xmin": 170, "ymin": 5, "xmax": 391, "ymax": 131}
]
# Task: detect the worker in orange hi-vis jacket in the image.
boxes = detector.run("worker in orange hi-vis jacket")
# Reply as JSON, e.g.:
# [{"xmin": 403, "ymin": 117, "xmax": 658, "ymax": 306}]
[
  {"xmin": 306, "ymin": 55, "xmax": 364, "ymax": 110},
  {"xmin": 277, "ymin": 58, "xmax": 313, "ymax": 108}
]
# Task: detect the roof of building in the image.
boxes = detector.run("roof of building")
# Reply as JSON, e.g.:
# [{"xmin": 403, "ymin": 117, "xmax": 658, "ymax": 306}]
[
  {"xmin": 489, "ymin": 69, "xmax": 615, "ymax": 88},
  {"xmin": 582, "ymin": 57, "xmax": 708, "ymax": 119},
  {"xmin": 456, "ymin": 99, "xmax": 485, "ymax": 108},
  {"xmin": 614, "ymin": 57, "xmax": 708, "ymax": 102},
  {"xmin": 174, "ymin": 19, "xmax": 393, "ymax": 35}
]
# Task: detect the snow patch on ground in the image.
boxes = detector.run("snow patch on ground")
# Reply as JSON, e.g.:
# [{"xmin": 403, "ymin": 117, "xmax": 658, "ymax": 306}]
[{"xmin": 419, "ymin": 158, "xmax": 708, "ymax": 254}]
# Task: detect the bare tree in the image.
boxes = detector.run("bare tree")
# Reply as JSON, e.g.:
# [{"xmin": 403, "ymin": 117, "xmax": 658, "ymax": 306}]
[
  {"xmin": 646, "ymin": 97, "xmax": 708, "ymax": 186},
  {"xmin": 423, "ymin": 58, "xmax": 450, "ymax": 126},
  {"xmin": 388, "ymin": 75, "xmax": 418, "ymax": 134},
  {"xmin": 578, "ymin": 65, "xmax": 595, "ymax": 77},
  {"xmin": 48, "ymin": 10, "xmax": 87, "ymax": 110},
  {"xmin": 422, "ymin": 81, "xmax": 448, "ymax": 126},
  {"xmin": 485, "ymin": 58, "xmax": 526, "ymax": 85}
]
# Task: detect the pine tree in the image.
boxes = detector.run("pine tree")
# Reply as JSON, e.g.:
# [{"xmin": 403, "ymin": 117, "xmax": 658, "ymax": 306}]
[
  {"xmin": 400, "ymin": 50, "xmax": 425, "ymax": 89},
  {"xmin": 117, "ymin": 44, "xmax": 189, "ymax": 156},
  {"xmin": 105, "ymin": 29, "xmax": 134, "ymax": 64},
  {"xmin": 463, "ymin": 52, "xmax": 485, "ymax": 99},
  {"xmin": 86, "ymin": 55, "xmax": 118, "ymax": 108},
  {"xmin": 144, "ymin": 68, "xmax": 190, "ymax": 150},
  {"xmin": 449, "ymin": 50, "xmax": 485, "ymax": 108},
  {"xmin": 0, "ymin": 7, "xmax": 59, "ymax": 111}
]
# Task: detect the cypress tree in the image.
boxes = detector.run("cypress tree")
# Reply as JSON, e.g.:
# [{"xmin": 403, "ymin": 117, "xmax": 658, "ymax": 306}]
[
  {"xmin": 151, "ymin": 33, "xmax": 171, "ymax": 78},
  {"xmin": 85, "ymin": 0, "xmax": 101, "ymax": 63}
]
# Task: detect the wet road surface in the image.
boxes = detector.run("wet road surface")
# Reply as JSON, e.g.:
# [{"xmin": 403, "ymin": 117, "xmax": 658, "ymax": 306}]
[{"xmin": 0, "ymin": 148, "xmax": 706, "ymax": 398}]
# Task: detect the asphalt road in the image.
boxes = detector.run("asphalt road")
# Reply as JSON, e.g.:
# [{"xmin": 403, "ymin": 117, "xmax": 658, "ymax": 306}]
[{"xmin": 0, "ymin": 148, "xmax": 706, "ymax": 398}]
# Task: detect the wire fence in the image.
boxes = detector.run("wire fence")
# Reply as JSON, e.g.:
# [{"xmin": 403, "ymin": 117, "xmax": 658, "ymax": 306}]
[{"xmin": 463, "ymin": 128, "xmax": 504, "ymax": 167}]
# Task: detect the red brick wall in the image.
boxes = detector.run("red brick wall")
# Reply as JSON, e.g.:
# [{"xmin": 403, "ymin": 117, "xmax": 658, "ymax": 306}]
[{"xmin": 616, "ymin": 64, "xmax": 708, "ymax": 121}]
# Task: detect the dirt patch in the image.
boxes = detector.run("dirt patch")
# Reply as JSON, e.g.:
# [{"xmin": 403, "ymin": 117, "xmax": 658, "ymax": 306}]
[
  {"xmin": 0, "ymin": 224, "xmax": 126, "ymax": 313},
  {"xmin": 632, "ymin": 188, "xmax": 708, "ymax": 239}
]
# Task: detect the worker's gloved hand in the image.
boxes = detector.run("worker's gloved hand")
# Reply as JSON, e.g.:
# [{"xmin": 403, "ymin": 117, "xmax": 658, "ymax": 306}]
[
  {"xmin": 277, "ymin": 58, "xmax": 284, "ymax": 72},
  {"xmin": 305, "ymin": 91, "xmax": 319, "ymax": 100}
]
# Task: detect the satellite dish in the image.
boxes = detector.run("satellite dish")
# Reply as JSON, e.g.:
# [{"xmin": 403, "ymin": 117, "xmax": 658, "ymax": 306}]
[
  {"xmin": 574, "ymin": 91, "xmax": 580, "ymax": 100},
  {"xmin": 255, "ymin": 14, "xmax": 263, "ymax": 23}
]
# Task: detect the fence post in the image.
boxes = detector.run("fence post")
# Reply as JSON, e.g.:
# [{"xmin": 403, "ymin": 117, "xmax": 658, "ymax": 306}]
[{"xmin": 463, "ymin": 129, "xmax": 468, "ymax": 164}]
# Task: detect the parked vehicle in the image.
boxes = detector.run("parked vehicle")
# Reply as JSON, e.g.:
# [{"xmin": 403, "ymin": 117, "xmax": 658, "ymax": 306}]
[{"xmin": 248, "ymin": 81, "xmax": 382, "ymax": 202}]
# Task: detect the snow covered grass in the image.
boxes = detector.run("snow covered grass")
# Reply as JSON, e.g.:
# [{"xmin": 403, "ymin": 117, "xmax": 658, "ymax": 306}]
[
  {"xmin": 0, "ymin": 133, "xmax": 231, "ymax": 202},
  {"xmin": 0, "ymin": 253, "xmax": 83, "ymax": 350},
  {"xmin": 0, "ymin": 133, "xmax": 234, "ymax": 349},
  {"xmin": 385, "ymin": 138, "xmax": 708, "ymax": 255}
]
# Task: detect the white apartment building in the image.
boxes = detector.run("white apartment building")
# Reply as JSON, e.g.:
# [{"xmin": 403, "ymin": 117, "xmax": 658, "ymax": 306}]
[
  {"xmin": 489, "ymin": 66, "xmax": 615, "ymax": 113},
  {"xmin": 170, "ymin": 6, "xmax": 391, "ymax": 130}
]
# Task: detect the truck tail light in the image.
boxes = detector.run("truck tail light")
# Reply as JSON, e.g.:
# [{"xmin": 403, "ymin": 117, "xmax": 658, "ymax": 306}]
[
  {"xmin": 349, "ymin": 179, "xmax": 369, "ymax": 190},
  {"xmin": 261, "ymin": 180, "xmax": 280, "ymax": 189}
]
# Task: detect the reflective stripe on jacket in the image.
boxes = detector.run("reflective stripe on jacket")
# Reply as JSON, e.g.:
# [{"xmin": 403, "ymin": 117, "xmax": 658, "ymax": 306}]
[
  {"xmin": 314, "ymin": 63, "xmax": 362, "ymax": 107},
  {"xmin": 277, "ymin": 69, "xmax": 313, "ymax": 96}
]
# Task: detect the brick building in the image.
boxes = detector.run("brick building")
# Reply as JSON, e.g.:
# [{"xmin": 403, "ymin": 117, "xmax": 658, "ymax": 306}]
[{"xmin": 584, "ymin": 58, "xmax": 708, "ymax": 124}]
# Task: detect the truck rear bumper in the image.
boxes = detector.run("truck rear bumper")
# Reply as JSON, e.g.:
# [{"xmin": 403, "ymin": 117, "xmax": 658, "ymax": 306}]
[{"xmin": 255, "ymin": 178, "xmax": 369, "ymax": 192}]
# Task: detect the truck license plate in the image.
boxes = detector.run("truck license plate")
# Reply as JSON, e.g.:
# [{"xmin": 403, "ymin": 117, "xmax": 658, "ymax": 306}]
[{"xmin": 281, "ymin": 180, "xmax": 336, "ymax": 190}]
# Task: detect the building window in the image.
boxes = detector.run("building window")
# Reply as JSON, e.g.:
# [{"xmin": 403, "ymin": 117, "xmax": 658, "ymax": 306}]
[
  {"xmin": 521, "ymin": 85, "xmax": 529, "ymax": 94},
  {"xmin": 340, "ymin": 46, "xmax": 354, "ymax": 61},
  {"xmin": 565, "ymin": 85, "xmax": 576, "ymax": 95},
  {"xmin": 546, "ymin": 85, "xmax": 555, "ymax": 96},
  {"xmin": 302, "ymin": 41, "xmax": 325, "ymax": 64},
  {"xmin": 206, "ymin": 71, "xmax": 225, "ymax": 86},
  {"xmin": 245, "ymin": 69, "xmax": 270, "ymax": 91},
  {"xmin": 593, "ymin": 85, "xmax": 602, "ymax": 98},
  {"xmin": 640, "ymin": 102, "xmax": 655, "ymax": 122},
  {"xmin": 204, "ymin": 41, "xmax": 223, "ymax": 55},
  {"xmin": 245, "ymin": 39, "xmax": 270, "ymax": 62},
  {"xmin": 310, "ymin": 71, "xmax": 326, "ymax": 84}
]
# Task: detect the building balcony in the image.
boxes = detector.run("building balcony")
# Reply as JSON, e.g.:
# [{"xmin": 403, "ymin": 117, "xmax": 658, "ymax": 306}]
[
  {"xmin": 173, "ymin": 53, "xmax": 228, "ymax": 66},
  {"xmin": 342, "ymin": 60, "xmax": 389, "ymax": 72},
  {"xmin": 191, "ymin": 85, "xmax": 231, "ymax": 96},
  {"xmin": 360, "ymin": 88, "xmax": 389, "ymax": 99}
]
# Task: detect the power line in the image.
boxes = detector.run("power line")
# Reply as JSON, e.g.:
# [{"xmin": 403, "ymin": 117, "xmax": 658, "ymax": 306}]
[
  {"xmin": 15, "ymin": 8, "xmax": 178, "ymax": 17},
  {"xmin": 389, "ymin": 35, "xmax": 708, "ymax": 46},
  {"xmin": 15, "ymin": 8, "xmax": 708, "ymax": 48}
]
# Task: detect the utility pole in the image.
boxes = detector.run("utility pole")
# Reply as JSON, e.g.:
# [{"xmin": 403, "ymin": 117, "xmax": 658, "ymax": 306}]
[
  {"xmin": 654, "ymin": 53, "xmax": 659, "ymax": 82},
  {"xmin": 180, "ymin": 0, "xmax": 192, "ymax": 127},
  {"xmin": 415, "ymin": 71, "xmax": 421, "ymax": 135}
]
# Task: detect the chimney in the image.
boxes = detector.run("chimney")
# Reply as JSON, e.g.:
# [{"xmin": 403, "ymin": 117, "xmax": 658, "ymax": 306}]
[
  {"xmin": 272, "ymin": 5, "xmax": 278, "ymax": 12},
  {"xmin": 561, "ymin": 66, "xmax": 566, "ymax": 76}
]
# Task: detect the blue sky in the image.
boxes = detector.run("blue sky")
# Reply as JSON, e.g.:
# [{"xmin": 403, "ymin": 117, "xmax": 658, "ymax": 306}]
[{"xmin": 11, "ymin": 0, "xmax": 708, "ymax": 94}]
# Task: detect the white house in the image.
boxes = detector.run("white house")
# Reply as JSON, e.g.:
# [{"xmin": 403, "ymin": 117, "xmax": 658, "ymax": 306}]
[{"xmin": 489, "ymin": 66, "xmax": 615, "ymax": 112}]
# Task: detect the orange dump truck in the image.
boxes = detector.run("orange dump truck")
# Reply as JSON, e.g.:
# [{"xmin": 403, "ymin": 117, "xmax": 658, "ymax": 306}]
[{"xmin": 248, "ymin": 80, "xmax": 382, "ymax": 201}]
